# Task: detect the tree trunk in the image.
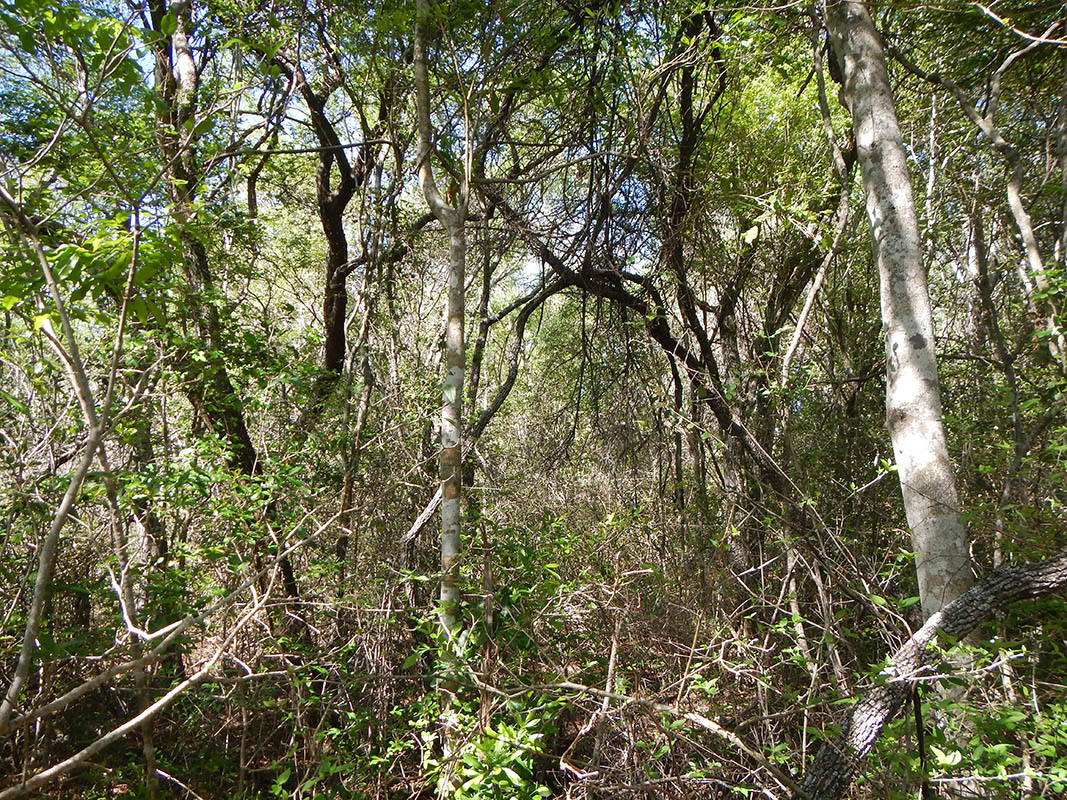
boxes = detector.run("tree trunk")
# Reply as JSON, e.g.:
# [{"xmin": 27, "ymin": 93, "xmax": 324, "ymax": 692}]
[
  {"xmin": 414, "ymin": 0, "xmax": 467, "ymax": 645},
  {"xmin": 149, "ymin": 0, "xmax": 258, "ymax": 474},
  {"xmin": 414, "ymin": 3, "xmax": 468, "ymax": 790},
  {"xmin": 826, "ymin": 0, "xmax": 972, "ymax": 619},
  {"xmin": 439, "ymin": 226, "xmax": 466, "ymax": 639},
  {"xmin": 298, "ymin": 72, "xmax": 356, "ymax": 378},
  {"xmin": 149, "ymin": 0, "xmax": 300, "ymax": 601},
  {"xmin": 795, "ymin": 549, "xmax": 1067, "ymax": 799}
]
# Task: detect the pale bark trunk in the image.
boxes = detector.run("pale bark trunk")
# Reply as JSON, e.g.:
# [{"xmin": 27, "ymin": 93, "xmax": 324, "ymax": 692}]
[
  {"xmin": 890, "ymin": 39, "xmax": 1067, "ymax": 373},
  {"xmin": 0, "ymin": 189, "xmax": 105, "ymax": 734},
  {"xmin": 826, "ymin": 0, "xmax": 972, "ymax": 619},
  {"xmin": 414, "ymin": 0, "xmax": 467, "ymax": 642},
  {"xmin": 439, "ymin": 226, "xmax": 466, "ymax": 637},
  {"xmin": 1059, "ymin": 55, "xmax": 1067, "ymax": 266},
  {"xmin": 414, "ymin": 4, "xmax": 467, "ymax": 791},
  {"xmin": 0, "ymin": 428, "xmax": 100, "ymax": 735}
]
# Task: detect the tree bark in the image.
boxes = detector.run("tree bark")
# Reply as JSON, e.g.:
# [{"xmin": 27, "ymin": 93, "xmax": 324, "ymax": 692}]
[
  {"xmin": 148, "ymin": 0, "xmax": 300, "ymax": 600},
  {"xmin": 826, "ymin": 0, "xmax": 972, "ymax": 619},
  {"xmin": 414, "ymin": 4, "xmax": 468, "ymax": 791},
  {"xmin": 148, "ymin": 0, "xmax": 258, "ymax": 474},
  {"xmin": 888, "ymin": 39, "xmax": 1067, "ymax": 373},
  {"xmin": 414, "ymin": 0, "xmax": 466, "ymax": 657},
  {"xmin": 795, "ymin": 549, "xmax": 1067, "ymax": 799},
  {"xmin": 307, "ymin": 87, "xmax": 355, "ymax": 378}
]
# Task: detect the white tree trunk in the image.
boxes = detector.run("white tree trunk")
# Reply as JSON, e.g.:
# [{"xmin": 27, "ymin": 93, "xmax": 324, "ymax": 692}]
[
  {"xmin": 439, "ymin": 226, "xmax": 466, "ymax": 637},
  {"xmin": 825, "ymin": 0, "xmax": 972, "ymax": 618},
  {"xmin": 414, "ymin": 8, "xmax": 468, "ymax": 793},
  {"xmin": 414, "ymin": 0, "xmax": 467, "ymax": 642}
]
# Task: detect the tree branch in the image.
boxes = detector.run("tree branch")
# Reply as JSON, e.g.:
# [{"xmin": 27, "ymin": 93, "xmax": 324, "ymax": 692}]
[{"xmin": 796, "ymin": 549, "xmax": 1067, "ymax": 799}]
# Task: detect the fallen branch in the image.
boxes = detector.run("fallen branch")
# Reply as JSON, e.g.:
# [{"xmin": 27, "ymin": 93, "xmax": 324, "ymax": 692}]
[
  {"xmin": 5, "ymin": 508, "xmax": 342, "ymax": 733},
  {"xmin": 0, "ymin": 592, "xmax": 266, "ymax": 799},
  {"xmin": 463, "ymin": 675, "xmax": 802, "ymax": 796}
]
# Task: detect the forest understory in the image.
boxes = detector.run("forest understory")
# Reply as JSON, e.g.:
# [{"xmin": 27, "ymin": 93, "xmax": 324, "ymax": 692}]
[{"xmin": 2, "ymin": 1, "xmax": 1067, "ymax": 798}]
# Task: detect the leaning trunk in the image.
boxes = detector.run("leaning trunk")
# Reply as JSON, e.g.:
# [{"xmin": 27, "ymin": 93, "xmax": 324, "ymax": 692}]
[{"xmin": 795, "ymin": 549, "xmax": 1067, "ymax": 799}]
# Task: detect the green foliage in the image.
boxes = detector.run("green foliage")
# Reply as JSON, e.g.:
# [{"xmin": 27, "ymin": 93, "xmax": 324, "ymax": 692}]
[
  {"xmin": 2, "ymin": 0, "xmax": 1067, "ymax": 798},
  {"xmin": 866, "ymin": 632, "xmax": 1067, "ymax": 799},
  {"xmin": 441, "ymin": 700, "xmax": 558, "ymax": 800}
]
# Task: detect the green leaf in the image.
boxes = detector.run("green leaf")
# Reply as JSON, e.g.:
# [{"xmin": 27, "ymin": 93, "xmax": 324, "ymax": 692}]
[
  {"xmin": 0, "ymin": 389, "xmax": 29, "ymax": 416},
  {"xmin": 931, "ymin": 746, "xmax": 962, "ymax": 766},
  {"xmin": 145, "ymin": 299, "xmax": 164, "ymax": 325},
  {"xmin": 160, "ymin": 12, "xmax": 177, "ymax": 36},
  {"xmin": 193, "ymin": 116, "xmax": 215, "ymax": 137},
  {"xmin": 459, "ymin": 773, "xmax": 484, "ymax": 790},
  {"xmin": 271, "ymin": 766, "xmax": 291, "ymax": 796},
  {"xmin": 129, "ymin": 296, "xmax": 149, "ymax": 324}
]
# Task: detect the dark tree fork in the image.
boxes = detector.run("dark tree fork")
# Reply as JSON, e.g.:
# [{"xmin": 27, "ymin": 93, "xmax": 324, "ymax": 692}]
[{"xmin": 3, "ymin": 0, "xmax": 1067, "ymax": 797}]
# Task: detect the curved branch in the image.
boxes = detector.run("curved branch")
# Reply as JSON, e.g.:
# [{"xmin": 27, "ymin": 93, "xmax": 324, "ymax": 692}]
[{"xmin": 796, "ymin": 549, "xmax": 1067, "ymax": 800}]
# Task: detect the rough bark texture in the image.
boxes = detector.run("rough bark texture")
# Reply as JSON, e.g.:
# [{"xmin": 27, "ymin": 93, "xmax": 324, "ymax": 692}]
[
  {"xmin": 149, "ymin": 0, "xmax": 299, "ymax": 600},
  {"xmin": 149, "ymin": 0, "xmax": 258, "ymax": 475},
  {"xmin": 826, "ymin": 0, "xmax": 972, "ymax": 619},
  {"xmin": 308, "ymin": 90, "xmax": 356, "ymax": 377},
  {"xmin": 796, "ymin": 549, "xmax": 1067, "ymax": 799}
]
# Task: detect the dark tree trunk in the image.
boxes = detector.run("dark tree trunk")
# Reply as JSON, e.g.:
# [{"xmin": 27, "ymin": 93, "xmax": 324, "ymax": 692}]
[
  {"xmin": 796, "ymin": 549, "xmax": 1067, "ymax": 799},
  {"xmin": 149, "ymin": 0, "xmax": 298, "ymax": 601}
]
